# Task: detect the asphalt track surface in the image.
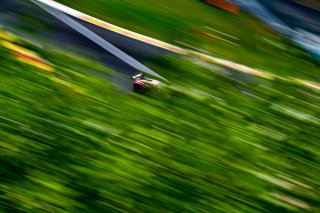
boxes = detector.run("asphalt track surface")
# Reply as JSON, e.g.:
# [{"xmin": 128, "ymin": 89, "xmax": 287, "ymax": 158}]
[
  {"xmin": 0, "ymin": 0, "xmax": 172, "ymax": 90},
  {"xmin": 0, "ymin": 0, "xmax": 271, "ymax": 94}
]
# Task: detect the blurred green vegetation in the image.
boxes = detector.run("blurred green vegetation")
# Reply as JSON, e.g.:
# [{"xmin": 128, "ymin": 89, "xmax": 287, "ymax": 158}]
[
  {"xmin": 57, "ymin": 0, "xmax": 320, "ymax": 81},
  {"xmin": 0, "ymin": 30, "xmax": 320, "ymax": 212}
]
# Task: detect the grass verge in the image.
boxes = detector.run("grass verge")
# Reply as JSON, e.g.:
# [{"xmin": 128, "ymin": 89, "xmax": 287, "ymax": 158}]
[{"xmin": 0, "ymin": 29, "xmax": 320, "ymax": 212}]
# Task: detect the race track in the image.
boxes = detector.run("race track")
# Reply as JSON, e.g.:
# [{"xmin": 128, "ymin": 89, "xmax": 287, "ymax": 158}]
[
  {"xmin": 0, "ymin": 0, "xmax": 171, "ymax": 79},
  {"xmin": 1, "ymin": 0, "xmax": 318, "ymax": 92}
]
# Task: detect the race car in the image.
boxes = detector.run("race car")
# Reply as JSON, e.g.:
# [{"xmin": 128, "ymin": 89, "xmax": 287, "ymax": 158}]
[{"xmin": 131, "ymin": 73, "xmax": 163, "ymax": 93}]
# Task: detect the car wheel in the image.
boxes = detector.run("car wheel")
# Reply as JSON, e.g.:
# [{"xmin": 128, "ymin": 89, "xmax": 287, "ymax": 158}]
[{"xmin": 133, "ymin": 83, "xmax": 145, "ymax": 93}]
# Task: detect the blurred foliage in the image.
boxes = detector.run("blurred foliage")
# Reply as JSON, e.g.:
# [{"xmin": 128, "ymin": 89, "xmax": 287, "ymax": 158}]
[{"xmin": 0, "ymin": 30, "xmax": 320, "ymax": 212}]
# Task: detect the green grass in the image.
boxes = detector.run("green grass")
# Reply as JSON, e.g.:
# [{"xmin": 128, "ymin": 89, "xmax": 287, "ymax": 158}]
[
  {"xmin": 1, "ymin": 29, "xmax": 320, "ymax": 212},
  {"xmin": 56, "ymin": 0, "xmax": 320, "ymax": 81}
]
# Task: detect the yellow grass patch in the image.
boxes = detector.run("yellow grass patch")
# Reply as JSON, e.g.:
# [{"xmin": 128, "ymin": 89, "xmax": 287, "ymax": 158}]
[
  {"xmin": 1, "ymin": 40, "xmax": 54, "ymax": 73},
  {"xmin": 0, "ymin": 30, "xmax": 17, "ymax": 42}
]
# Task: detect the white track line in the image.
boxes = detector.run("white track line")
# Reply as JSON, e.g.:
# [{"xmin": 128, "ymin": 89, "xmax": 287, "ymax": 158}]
[
  {"xmin": 30, "ymin": 0, "xmax": 275, "ymax": 79},
  {"xmin": 32, "ymin": 0, "xmax": 186, "ymax": 54},
  {"xmin": 31, "ymin": 0, "xmax": 166, "ymax": 80},
  {"xmin": 30, "ymin": 0, "xmax": 320, "ymax": 91}
]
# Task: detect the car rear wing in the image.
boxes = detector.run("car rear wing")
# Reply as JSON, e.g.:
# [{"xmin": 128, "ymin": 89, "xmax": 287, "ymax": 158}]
[{"xmin": 131, "ymin": 73, "xmax": 144, "ymax": 80}]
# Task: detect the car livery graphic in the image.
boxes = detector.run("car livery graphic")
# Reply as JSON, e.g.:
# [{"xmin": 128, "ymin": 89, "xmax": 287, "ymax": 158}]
[{"xmin": 131, "ymin": 73, "xmax": 164, "ymax": 93}]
